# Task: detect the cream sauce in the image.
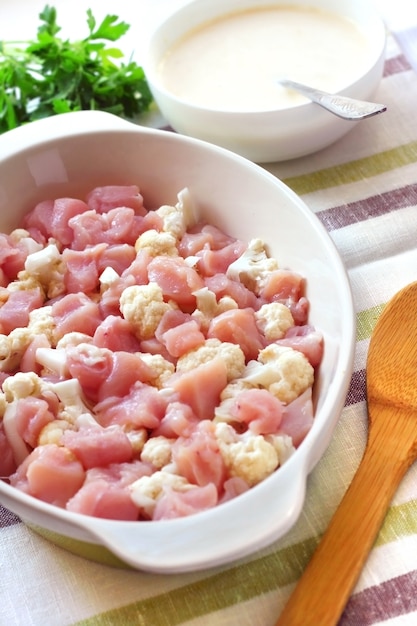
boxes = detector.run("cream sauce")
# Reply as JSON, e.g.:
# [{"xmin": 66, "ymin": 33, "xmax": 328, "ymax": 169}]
[{"xmin": 157, "ymin": 5, "xmax": 373, "ymax": 112}]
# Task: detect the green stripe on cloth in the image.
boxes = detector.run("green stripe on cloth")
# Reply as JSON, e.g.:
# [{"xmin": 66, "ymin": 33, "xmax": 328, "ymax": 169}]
[
  {"xmin": 73, "ymin": 499, "xmax": 417, "ymax": 626},
  {"xmin": 72, "ymin": 538, "xmax": 318, "ymax": 626},
  {"xmin": 356, "ymin": 304, "xmax": 386, "ymax": 342},
  {"xmin": 377, "ymin": 499, "xmax": 417, "ymax": 546},
  {"xmin": 282, "ymin": 141, "xmax": 417, "ymax": 195}
]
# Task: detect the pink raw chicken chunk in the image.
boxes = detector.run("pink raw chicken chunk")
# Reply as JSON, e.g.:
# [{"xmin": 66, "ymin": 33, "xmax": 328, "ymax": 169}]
[
  {"xmin": 169, "ymin": 358, "xmax": 228, "ymax": 421},
  {"xmin": 229, "ymin": 388, "xmax": 285, "ymax": 435},
  {"xmin": 86, "ymin": 184, "xmax": 146, "ymax": 215},
  {"xmin": 147, "ymin": 255, "xmax": 205, "ymax": 309},
  {"xmin": 0, "ymin": 288, "xmax": 43, "ymax": 334},
  {"xmin": 172, "ymin": 420, "xmax": 227, "ymax": 491},
  {"xmin": 153, "ymin": 483, "xmax": 218, "ymax": 520},
  {"xmin": 207, "ymin": 308, "xmax": 265, "ymax": 361},
  {"xmin": 10, "ymin": 444, "xmax": 85, "ymax": 507},
  {"xmin": 61, "ymin": 426, "xmax": 134, "ymax": 469},
  {"xmin": 66, "ymin": 462, "xmax": 153, "ymax": 520},
  {"xmin": 95, "ymin": 381, "xmax": 168, "ymax": 429},
  {"xmin": 51, "ymin": 292, "xmax": 102, "ymax": 339}
]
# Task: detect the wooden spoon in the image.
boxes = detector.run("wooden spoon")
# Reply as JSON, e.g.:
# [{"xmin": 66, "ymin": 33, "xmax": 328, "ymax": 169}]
[{"xmin": 275, "ymin": 281, "xmax": 417, "ymax": 626}]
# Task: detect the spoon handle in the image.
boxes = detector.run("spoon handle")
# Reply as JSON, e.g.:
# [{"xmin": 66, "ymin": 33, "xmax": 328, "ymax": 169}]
[
  {"xmin": 275, "ymin": 404, "xmax": 416, "ymax": 626},
  {"xmin": 278, "ymin": 79, "xmax": 387, "ymax": 120}
]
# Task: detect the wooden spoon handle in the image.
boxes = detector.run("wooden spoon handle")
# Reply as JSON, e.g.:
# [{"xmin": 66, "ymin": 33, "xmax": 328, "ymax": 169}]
[{"xmin": 275, "ymin": 406, "xmax": 414, "ymax": 626}]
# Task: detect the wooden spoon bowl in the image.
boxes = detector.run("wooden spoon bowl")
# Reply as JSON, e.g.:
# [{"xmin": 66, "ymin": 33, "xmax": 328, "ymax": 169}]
[{"xmin": 275, "ymin": 281, "xmax": 417, "ymax": 626}]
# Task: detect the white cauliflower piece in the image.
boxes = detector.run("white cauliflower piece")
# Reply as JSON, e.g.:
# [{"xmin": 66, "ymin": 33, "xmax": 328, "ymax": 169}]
[
  {"xmin": 125, "ymin": 428, "xmax": 148, "ymax": 455},
  {"xmin": 0, "ymin": 332, "xmax": 27, "ymax": 372},
  {"xmin": 243, "ymin": 344, "xmax": 314, "ymax": 404},
  {"xmin": 0, "ymin": 306, "xmax": 56, "ymax": 373},
  {"xmin": 7, "ymin": 273, "xmax": 43, "ymax": 294},
  {"xmin": 27, "ymin": 305, "xmax": 55, "ymax": 343},
  {"xmin": 38, "ymin": 418, "xmax": 74, "ymax": 446},
  {"xmin": 265, "ymin": 433, "xmax": 296, "ymax": 465},
  {"xmin": 120, "ymin": 283, "xmax": 176, "ymax": 340},
  {"xmin": 176, "ymin": 337, "xmax": 245, "ymax": 381},
  {"xmin": 56, "ymin": 332, "xmax": 94, "ymax": 350},
  {"xmin": 9, "ymin": 229, "xmax": 43, "ymax": 255},
  {"xmin": 138, "ymin": 353, "xmax": 175, "ymax": 388},
  {"xmin": 226, "ymin": 238, "xmax": 279, "ymax": 294},
  {"xmin": 255, "ymin": 302, "xmax": 294, "ymax": 341},
  {"xmin": 141, "ymin": 435, "xmax": 175, "ymax": 469},
  {"xmin": 135, "ymin": 229, "xmax": 178, "ymax": 257},
  {"xmin": 35, "ymin": 347, "xmax": 68, "ymax": 378},
  {"xmin": 219, "ymin": 378, "xmax": 255, "ymax": 401},
  {"xmin": 192, "ymin": 287, "xmax": 238, "ymax": 330},
  {"xmin": 0, "ymin": 392, "xmax": 7, "ymax": 419},
  {"xmin": 154, "ymin": 187, "xmax": 197, "ymax": 240},
  {"xmin": 99, "ymin": 266, "xmax": 119, "ymax": 291},
  {"xmin": 129, "ymin": 470, "xmax": 193, "ymax": 518},
  {"xmin": 215, "ymin": 422, "xmax": 279, "ymax": 487},
  {"xmin": 2, "ymin": 371, "xmax": 46, "ymax": 402},
  {"xmin": 50, "ymin": 378, "xmax": 96, "ymax": 425},
  {"xmin": 22, "ymin": 242, "xmax": 65, "ymax": 299}
]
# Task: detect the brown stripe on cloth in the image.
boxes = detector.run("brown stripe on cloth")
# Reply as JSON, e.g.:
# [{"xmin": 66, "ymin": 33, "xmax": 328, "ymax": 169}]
[
  {"xmin": 0, "ymin": 503, "xmax": 20, "ymax": 528},
  {"xmin": 384, "ymin": 53, "xmax": 412, "ymax": 76},
  {"xmin": 317, "ymin": 182, "xmax": 417, "ymax": 231},
  {"xmin": 344, "ymin": 370, "xmax": 366, "ymax": 407},
  {"xmin": 340, "ymin": 571, "xmax": 417, "ymax": 625}
]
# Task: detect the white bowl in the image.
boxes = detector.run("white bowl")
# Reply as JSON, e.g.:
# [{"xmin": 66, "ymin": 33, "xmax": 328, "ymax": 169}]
[
  {"xmin": 0, "ymin": 111, "xmax": 355, "ymax": 572},
  {"xmin": 143, "ymin": 0, "xmax": 386, "ymax": 162}
]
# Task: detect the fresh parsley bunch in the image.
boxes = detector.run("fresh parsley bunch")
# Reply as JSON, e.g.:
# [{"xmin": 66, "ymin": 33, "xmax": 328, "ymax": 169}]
[{"xmin": 0, "ymin": 5, "xmax": 153, "ymax": 133}]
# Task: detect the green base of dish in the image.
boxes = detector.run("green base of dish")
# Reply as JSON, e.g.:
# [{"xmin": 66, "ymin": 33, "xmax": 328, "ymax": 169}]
[{"xmin": 26, "ymin": 523, "xmax": 131, "ymax": 569}]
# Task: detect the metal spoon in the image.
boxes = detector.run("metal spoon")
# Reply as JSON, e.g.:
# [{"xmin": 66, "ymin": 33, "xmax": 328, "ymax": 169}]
[
  {"xmin": 275, "ymin": 281, "xmax": 417, "ymax": 625},
  {"xmin": 277, "ymin": 78, "xmax": 387, "ymax": 120}
]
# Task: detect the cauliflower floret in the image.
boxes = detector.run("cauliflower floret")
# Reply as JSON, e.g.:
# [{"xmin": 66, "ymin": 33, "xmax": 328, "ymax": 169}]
[
  {"xmin": 38, "ymin": 418, "xmax": 74, "ymax": 446},
  {"xmin": 215, "ymin": 422, "xmax": 279, "ymax": 487},
  {"xmin": 135, "ymin": 229, "xmax": 178, "ymax": 257},
  {"xmin": 138, "ymin": 353, "xmax": 175, "ymax": 388},
  {"xmin": 21, "ymin": 243, "xmax": 65, "ymax": 299},
  {"xmin": 99, "ymin": 266, "xmax": 120, "ymax": 291},
  {"xmin": 176, "ymin": 337, "xmax": 245, "ymax": 381},
  {"xmin": 7, "ymin": 272, "xmax": 44, "ymax": 294},
  {"xmin": 9, "ymin": 229, "xmax": 43, "ymax": 253},
  {"xmin": 125, "ymin": 428, "xmax": 148, "ymax": 455},
  {"xmin": 129, "ymin": 470, "xmax": 193, "ymax": 518},
  {"xmin": 27, "ymin": 305, "xmax": 55, "ymax": 343},
  {"xmin": 50, "ymin": 379, "xmax": 95, "ymax": 425},
  {"xmin": 0, "ymin": 332, "xmax": 26, "ymax": 372},
  {"xmin": 0, "ymin": 392, "xmax": 7, "ymax": 419},
  {"xmin": 226, "ymin": 238, "xmax": 279, "ymax": 294},
  {"xmin": 154, "ymin": 187, "xmax": 197, "ymax": 240},
  {"xmin": 2, "ymin": 371, "xmax": 46, "ymax": 402},
  {"xmin": 265, "ymin": 433, "xmax": 296, "ymax": 465},
  {"xmin": 0, "ymin": 306, "xmax": 56, "ymax": 373},
  {"xmin": 56, "ymin": 332, "xmax": 94, "ymax": 351},
  {"xmin": 243, "ymin": 344, "xmax": 314, "ymax": 404},
  {"xmin": 255, "ymin": 302, "xmax": 294, "ymax": 341},
  {"xmin": 120, "ymin": 283, "xmax": 176, "ymax": 340},
  {"xmin": 219, "ymin": 378, "xmax": 255, "ymax": 401},
  {"xmin": 192, "ymin": 287, "xmax": 238, "ymax": 330},
  {"xmin": 35, "ymin": 346, "xmax": 68, "ymax": 378},
  {"xmin": 141, "ymin": 435, "xmax": 175, "ymax": 469}
]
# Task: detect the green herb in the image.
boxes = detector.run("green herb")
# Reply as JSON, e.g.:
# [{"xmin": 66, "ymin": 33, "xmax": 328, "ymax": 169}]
[{"xmin": 0, "ymin": 5, "xmax": 153, "ymax": 134}]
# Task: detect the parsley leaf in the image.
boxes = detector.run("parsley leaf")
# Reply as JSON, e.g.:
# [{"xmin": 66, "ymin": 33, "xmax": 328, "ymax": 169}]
[{"xmin": 0, "ymin": 5, "xmax": 153, "ymax": 134}]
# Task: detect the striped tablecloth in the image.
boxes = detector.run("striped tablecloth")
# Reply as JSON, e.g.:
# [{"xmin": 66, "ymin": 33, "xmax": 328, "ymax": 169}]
[{"xmin": 2, "ymin": 13, "xmax": 417, "ymax": 626}]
